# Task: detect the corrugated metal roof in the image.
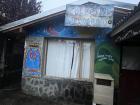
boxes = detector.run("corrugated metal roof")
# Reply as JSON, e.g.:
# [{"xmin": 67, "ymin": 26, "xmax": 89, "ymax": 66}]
[{"xmin": 0, "ymin": 0, "xmax": 135, "ymax": 32}]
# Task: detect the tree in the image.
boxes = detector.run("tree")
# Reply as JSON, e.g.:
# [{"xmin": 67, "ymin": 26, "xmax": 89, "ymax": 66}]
[{"xmin": 0, "ymin": 0, "xmax": 41, "ymax": 25}]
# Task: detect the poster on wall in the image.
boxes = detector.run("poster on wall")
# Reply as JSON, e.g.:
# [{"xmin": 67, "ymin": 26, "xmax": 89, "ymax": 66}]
[
  {"xmin": 23, "ymin": 37, "xmax": 44, "ymax": 77},
  {"xmin": 24, "ymin": 48, "xmax": 41, "ymax": 70},
  {"xmin": 65, "ymin": 4, "xmax": 114, "ymax": 28}
]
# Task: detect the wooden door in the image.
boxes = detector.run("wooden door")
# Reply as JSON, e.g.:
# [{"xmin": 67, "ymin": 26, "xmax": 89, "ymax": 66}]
[{"xmin": 120, "ymin": 70, "xmax": 140, "ymax": 105}]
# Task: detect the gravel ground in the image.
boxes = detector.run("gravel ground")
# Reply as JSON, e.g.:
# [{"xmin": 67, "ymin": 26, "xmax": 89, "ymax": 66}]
[{"xmin": 0, "ymin": 89, "xmax": 84, "ymax": 105}]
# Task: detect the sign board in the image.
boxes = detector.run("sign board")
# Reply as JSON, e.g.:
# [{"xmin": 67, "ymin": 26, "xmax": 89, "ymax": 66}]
[{"xmin": 65, "ymin": 4, "xmax": 114, "ymax": 28}]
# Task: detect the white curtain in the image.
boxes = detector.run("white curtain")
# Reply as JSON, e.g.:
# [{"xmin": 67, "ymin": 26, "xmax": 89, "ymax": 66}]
[
  {"xmin": 81, "ymin": 43, "xmax": 91, "ymax": 79},
  {"xmin": 46, "ymin": 40, "xmax": 93, "ymax": 79},
  {"xmin": 46, "ymin": 40, "xmax": 73, "ymax": 77},
  {"xmin": 70, "ymin": 42, "xmax": 80, "ymax": 78}
]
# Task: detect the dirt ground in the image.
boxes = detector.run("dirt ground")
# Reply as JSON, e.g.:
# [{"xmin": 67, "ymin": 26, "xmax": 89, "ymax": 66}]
[{"xmin": 0, "ymin": 89, "xmax": 83, "ymax": 105}]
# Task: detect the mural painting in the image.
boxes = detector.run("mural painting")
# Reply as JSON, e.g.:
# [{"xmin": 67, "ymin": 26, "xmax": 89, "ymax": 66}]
[
  {"xmin": 23, "ymin": 47, "xmax": 41, "ymax": 77},
  {"xmin": 95, "ymin": 28, "xmax": 120, "ymax": 87},
  {"xmin": 25, "ymin": 48, "xmax": 40, "ymax": 69},
  {"xmin": 26, "ymin": 17, "xmax": 120, "ymax": 87},
  {"xmin": 27, "ymin": 16, "xmax": 98, "ymax": 39},
  {"xmin": 23, "ymin": 37, "xmax": 44, "ymax": 77}
]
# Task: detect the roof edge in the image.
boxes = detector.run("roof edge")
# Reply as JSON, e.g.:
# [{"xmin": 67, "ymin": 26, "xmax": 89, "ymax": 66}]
[{"xmin": 0, "ymin": 0, "xmax": 135, "ymax": 33}]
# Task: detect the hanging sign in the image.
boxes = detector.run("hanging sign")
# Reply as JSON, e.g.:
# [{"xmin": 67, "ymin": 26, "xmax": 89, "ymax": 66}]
[{"xmin": 65, "ymin": 4, "xmax": 114, "ymax": 28}]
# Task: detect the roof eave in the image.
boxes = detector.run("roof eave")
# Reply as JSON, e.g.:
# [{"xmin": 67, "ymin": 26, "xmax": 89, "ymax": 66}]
[
  {"xmin": 0, "ymin": 0, "xmax": 135, "ymax": 33},
  {"xmin": 111, "ymin": 10, "xmax": 140, "ymax": 37},
  {"xmin": 0, "ymin": 6, "xmax": 66, "ymax": 33}
]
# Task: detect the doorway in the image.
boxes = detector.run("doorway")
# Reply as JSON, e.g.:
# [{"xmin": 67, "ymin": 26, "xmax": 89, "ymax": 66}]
[
  {"xmin": 0, "ymin": 35, "xmax": 25, "ymax": 89},
  {"xmin": 120, "ymin": 46, "xmax": 140, "ymax": 105}
]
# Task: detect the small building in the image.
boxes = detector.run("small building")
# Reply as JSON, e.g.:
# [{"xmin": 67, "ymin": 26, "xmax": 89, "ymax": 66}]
[
  {"xmin": 111, "ymin": 2, "xmax": 140, "ymax": 105},
  {"xmin": 0, "ymin": 0, "xmax": 135, "ymax": 104}
]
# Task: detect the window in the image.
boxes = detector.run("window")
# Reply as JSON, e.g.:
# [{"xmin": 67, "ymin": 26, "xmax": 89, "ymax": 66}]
[
  {"xmin": 122, "ymin": 46, "xmax": 140, "ymax": 70},
  {"xmin": 45, "ymin": 39, "xmax": 94, "ymax": 80}
]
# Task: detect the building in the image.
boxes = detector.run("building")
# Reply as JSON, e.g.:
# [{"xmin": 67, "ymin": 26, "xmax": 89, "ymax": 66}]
[
  {"xmin": 0, "ymin": 0, "xmax": 135, "ymax": 104},
  {"xmin": 111, "ymin": 2, "xmax": 140, "ymax": 105}
]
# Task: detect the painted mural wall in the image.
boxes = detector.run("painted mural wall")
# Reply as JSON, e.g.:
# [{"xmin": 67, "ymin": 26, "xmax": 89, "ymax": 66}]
[
  {"xmin": 27, "ymin": 16, "xmax": 98, "ymax": 39},
  {"xmin": 21, "ymin": 15, "xmax": 120, "ymax": 104},
  {"xmin": 23, "ymin": 37, "xmax": 44, "ymax": 77},
  {"xmin": 95, "ymin": 28, "xmax": 120, "ymax": 88},
  {"xmin": 25, "ymin": 16, "xmax": 120, "ymax": 87}
]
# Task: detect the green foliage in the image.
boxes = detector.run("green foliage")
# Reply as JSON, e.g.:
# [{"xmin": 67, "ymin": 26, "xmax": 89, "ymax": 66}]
[{"xmin": 0, "ymin": 0, "xmax": 41, "ymax": 25}]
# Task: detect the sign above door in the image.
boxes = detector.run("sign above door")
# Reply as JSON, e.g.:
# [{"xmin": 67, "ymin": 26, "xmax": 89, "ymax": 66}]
[{"xmin": 65, "ymin": 4, "xmax": 114, "ymax": 28}]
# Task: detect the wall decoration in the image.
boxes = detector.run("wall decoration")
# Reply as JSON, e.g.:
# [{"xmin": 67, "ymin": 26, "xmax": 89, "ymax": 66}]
[
  {"xmin": 23, "ymin": 37, "xmax": 44, "ymax": 77},
  {"xmin": 95, "ymin": 28, "xmax": 120, "ymax": 88},
  {"xmin": 26, "ymin": 16, "xmax": 120, "ymax": 87},
  {"xmin": 27, "ymin": 16, "xmax": 98, "ymax": 39},
  {"xmin": 23, "ymin": 47, "xmax": 41, "ymax": 77},
  {"xmin": 24, "ymin": 48, "xmax": 41, "ymax": 70}
]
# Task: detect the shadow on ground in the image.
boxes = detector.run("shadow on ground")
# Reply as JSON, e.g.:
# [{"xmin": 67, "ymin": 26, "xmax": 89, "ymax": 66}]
[{"xmin": 0, "ymin": 89, "xmax": 84, "ymax": 105}]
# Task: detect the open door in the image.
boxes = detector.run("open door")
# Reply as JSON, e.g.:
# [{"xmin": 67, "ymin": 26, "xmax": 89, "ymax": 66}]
[{"xmin": 2, "ymin": 35, "xmax": 25, "ymax": 89}]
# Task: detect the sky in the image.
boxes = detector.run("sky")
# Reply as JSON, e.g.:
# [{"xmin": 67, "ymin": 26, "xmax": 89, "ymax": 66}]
[{"xmin": 38, "ymin": 0, "xmax": 140, "ymax": 11}]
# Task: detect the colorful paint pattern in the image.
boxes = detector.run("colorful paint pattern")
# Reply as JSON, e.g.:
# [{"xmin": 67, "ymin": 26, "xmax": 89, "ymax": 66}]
[
  {"xmin": 26, "ymin": 16, "xmax": 120, "ymax": 87},
  {"xmin": 27, "ymin": 16, "xmax": 97, "ymax": 39},
  {"xmin": 25, "ymin": 48, "xmax": 41, "ymax": 70},
  {"xmin": 24, "ymin": 47, "xmax": 41, "ymax": 77},
  {"xmin": 95, "ymin": 28, "xmax": 120, "ymax": 88}
]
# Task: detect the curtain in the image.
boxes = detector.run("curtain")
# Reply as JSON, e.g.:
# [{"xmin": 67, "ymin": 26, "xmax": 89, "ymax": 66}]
[
  {"xmin": 81, "ymin": 42, "xmax": 91, "ymax": 79},
  {"xmin": 46, "ymin": 40, "xmax": 73, "ymax": 77},
  {"xmin": 70, "ymin": 42, "xmax": 80, "ymax": 78},
  {"xmin": 46, "ymin": 39, "xmax": 93, "ymax": 79}
]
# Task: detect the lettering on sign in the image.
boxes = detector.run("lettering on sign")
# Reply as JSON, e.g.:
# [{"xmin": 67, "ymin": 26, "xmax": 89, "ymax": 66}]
[{"xmin": 65, "ymin": 4, "xmax": 114, "ymax": 28}]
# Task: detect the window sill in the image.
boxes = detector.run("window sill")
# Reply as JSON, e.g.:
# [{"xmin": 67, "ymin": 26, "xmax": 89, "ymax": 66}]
[{"xmin": 42, "ymin": 75, "xmax": 93, "ymax": 82}]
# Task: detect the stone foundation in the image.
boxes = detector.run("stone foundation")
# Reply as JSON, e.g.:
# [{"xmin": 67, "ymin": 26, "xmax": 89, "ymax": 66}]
[{"xmin": 22, "ymin": 77, "xmax": 93, "ymax": 104}]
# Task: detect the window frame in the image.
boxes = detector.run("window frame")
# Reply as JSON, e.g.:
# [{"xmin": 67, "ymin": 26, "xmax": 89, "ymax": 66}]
[{"xmin": 42, "ymin": 38, "xmax": 95, "ymax": 82}]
